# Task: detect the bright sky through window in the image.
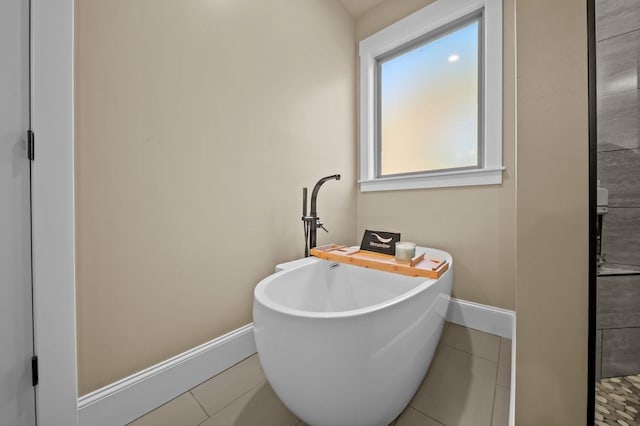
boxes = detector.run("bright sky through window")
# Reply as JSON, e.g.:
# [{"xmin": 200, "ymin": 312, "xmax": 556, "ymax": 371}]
[{"xmin": 378, "ymin": 20, "xmax": 479, "ymax": 176}]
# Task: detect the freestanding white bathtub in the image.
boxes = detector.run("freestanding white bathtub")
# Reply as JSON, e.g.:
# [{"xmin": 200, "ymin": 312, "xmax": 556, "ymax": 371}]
[{"xmin": 253, "ymin": 246, "xmax": 453, "ymax": 426}]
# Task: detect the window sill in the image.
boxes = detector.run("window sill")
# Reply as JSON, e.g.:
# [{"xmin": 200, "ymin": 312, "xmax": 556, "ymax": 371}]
[{"xmin": 359, "ymin": 167, "xmax": 505, "ymax": 192}]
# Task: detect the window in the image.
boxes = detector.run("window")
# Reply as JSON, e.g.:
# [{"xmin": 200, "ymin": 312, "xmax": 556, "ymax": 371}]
[
  {"xmin": 359, "ymin": 0, "xmax": 503, "ymax": 192},
  {"xmin": 378, "ymin": 14, "xmax": 481, "ymax": 176}
]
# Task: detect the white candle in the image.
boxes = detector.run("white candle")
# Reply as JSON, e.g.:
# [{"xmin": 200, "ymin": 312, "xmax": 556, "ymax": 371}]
[{"xmin": 395, "ymin": 242, "xmax": 416, "ymax": 263}]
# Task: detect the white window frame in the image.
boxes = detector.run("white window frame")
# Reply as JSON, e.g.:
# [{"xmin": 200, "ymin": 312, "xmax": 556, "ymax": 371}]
[{"xmin": 359, "ymin": 0, "xmax": 503, "ymax": 192}]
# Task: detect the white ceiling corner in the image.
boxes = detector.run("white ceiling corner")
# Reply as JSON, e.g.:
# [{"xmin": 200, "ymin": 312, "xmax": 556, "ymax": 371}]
[{"xmin": 338, "ymin": 0, "xmax": 388, "ymax": 18}]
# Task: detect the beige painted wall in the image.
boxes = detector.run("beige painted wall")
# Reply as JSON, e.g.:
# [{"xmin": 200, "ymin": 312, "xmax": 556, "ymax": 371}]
[
  {"xmin": 76, "ymin": 1, "xmax": 591, "ymax": 420},
  {"xmin": 355, "ymin": 0, "xmax": 517, "ymax": 310},
  {"xmin": 75, "ymin": 0, "xmax": 356, "ymax": 395},
  {"xmin": 357, "ymin": 1, "xmax": 590, "ymax": 422},
  {"xmin": 514, "ymin": 0, "xmax": 589, "ymax": 423}
]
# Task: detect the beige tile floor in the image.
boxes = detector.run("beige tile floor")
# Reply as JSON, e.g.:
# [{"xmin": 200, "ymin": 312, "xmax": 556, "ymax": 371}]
[{"xmin": 128, "ymin": 323, "xmax": 511, "ymax": 426}]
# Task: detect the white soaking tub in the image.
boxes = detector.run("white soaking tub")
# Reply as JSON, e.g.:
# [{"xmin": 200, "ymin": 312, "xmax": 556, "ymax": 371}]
[{"xmin": 253, "ymin": 246, "xmax": 453, "ymax": 426}]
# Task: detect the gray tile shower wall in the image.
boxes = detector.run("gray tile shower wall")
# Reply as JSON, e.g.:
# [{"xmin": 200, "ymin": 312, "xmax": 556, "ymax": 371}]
[
  {"xmin": 601, "ymin": 327, "xmax": 640, "ymax": 378},
  {"xmin": 596, "ymin": 0, "xmax": 640, "ymax": 379},
  {"xmin": 596, "ymin": 330, "xmax": 602, "ymax": 379},
  {"xmin": 601, "ymin": 208, "xmax": 640, "ymax": 267},
  {"xmin": 596, "ymin": 274, "xmax": 640, "ymax": 378},
  {"xmin": 597, "ymin": 275, "xmax": 640, "ymax": 330},
  {"xmin": 597, "ymin": 150, "xmax": 640, "ymax": 207},
  {"xmin": 596, "ymin": 0, "xmax": 640, "ymax": 41},
  {"xmin": 595, "ymin": 0, "xmax": 640, "ymax": 153},
  {"xmin": 596, "ymin": 30, "xmax": 639, "ymax": 97},
  {"xmin": 597, "ymin": 91, "xmax": 639, "ymax": 152}
]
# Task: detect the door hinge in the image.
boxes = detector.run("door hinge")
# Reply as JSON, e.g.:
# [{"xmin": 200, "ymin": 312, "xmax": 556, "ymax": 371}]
[
  {"xmin": 27, "ymin": 130, "xmax": 34, "ymax": 161},
  {"xmin": 31, "ymin": 356, "xmax": 38, "ymax": 387}
]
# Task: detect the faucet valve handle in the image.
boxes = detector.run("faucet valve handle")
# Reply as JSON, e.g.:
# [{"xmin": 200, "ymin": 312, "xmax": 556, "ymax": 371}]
[{"xmin": 317, "ymin": 221, "xmax": 328, "ymax": 233}]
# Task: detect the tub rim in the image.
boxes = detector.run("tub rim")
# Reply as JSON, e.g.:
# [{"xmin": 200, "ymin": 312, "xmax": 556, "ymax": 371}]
[{"xmin": 254, "ymin": 246, "xmax": 452, "ymax": 320}]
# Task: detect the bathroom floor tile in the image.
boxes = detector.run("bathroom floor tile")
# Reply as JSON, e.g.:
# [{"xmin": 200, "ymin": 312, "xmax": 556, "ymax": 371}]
[
  {"xmin": 595, "ymin": 374, "xmax": 640, "ymax": 425},
  {"xmin": 198, "ymin": 381, "xmax": 298, "ymax": 426},
  {"xmin": 127, "ymin": 392, "xmax": 208, "ymax": 426},
  {"xmin": 491, "ymin": 386, "xmax": 510, "ymax": 426},
  {"xmin": 133, "ymin": 325, "xmax": 511, "ymax": 426},
  {"xmin": 395, "ymin": 407, "xmax": 443, "ymax": 426},
  {"xmin": 410, "ymin": 344, "xmax": 498, "ymax": 426},
  {"xmin": 441, "ymin": 323, "xmax": 501, "ymax": 362},
  {"xmin": 191, "ymin": 354, "xmax": 266, "ymax": 416},
  {"xmin": 496, "ymin": 338, "xmax": 512, "ymax": 388}
]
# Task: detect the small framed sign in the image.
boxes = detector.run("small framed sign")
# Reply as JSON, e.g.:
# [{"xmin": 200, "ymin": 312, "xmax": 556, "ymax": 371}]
[{"xmin": 360, "ymin": 229, "xmax": 401, "ymax": 256}]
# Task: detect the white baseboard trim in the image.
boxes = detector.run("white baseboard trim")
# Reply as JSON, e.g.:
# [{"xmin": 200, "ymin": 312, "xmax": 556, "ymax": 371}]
[
  {"xmin": 77, "ymin": 298, "xmax": 516, "ymax": 426},
  {"xmin": 77, "ymin": 324, "xmax": 256, "ymax": 426},
  {"xmin": 447, "ymin": 297, "xmax": 515, "ymax": 339}
]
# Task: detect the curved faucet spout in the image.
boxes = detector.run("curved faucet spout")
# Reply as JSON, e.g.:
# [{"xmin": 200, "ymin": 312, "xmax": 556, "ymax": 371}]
[
  {"xmin": 310, "ymin": 174, "xmax": 340, "ymax": 217},
  {"xmin": 303, "ymin": 174, "xmax": 341, "ymax": 256}
]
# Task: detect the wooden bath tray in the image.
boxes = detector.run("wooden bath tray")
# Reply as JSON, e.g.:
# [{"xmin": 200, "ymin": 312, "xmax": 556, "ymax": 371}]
[{"xmin": 309, "ymin": 244, "xmax": 449, "ymax": 279}]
